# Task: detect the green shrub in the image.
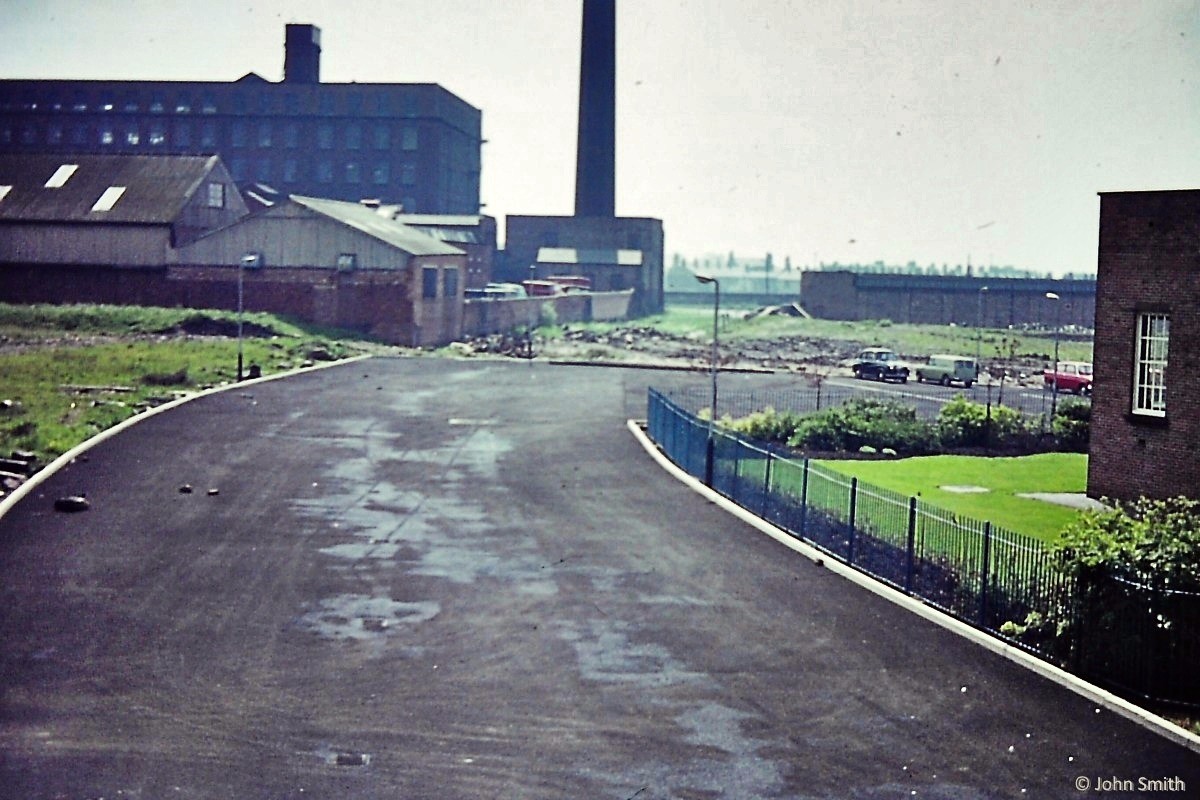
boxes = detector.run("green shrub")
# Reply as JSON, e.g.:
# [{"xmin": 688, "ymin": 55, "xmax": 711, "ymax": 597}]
[
  {"xmin": 1051, "ymin": 398, "xmax": 1090, "ymax": 452},
  {"xmin": 1053, "ymin": 496, "xmax": 1200, "ymax": 589},
  {"xmin": 788, "ymin": 413, "xmax": 846, "ymax": 451},
  {"xmin": 721, "ymin": 406, "xmax": 803, "ymax": 443},
  {"xmin": 936, "ymin": 394, "xmax": 1029, "ymax": 449},
  {"xmin": 788, "ymin": 398, "xmax": 935, "ymax": 454}
]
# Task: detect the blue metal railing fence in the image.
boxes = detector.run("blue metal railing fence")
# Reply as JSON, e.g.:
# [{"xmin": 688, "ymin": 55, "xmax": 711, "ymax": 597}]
[{"xmin": 646, "ymin": 387, "xmax": 1200, "ymax": 710}]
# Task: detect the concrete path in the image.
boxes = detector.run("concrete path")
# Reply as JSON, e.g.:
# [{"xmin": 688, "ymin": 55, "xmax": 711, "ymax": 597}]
[{"xmin": 1, "ymin": 358, "xmax": 1196, "ymax": 798}]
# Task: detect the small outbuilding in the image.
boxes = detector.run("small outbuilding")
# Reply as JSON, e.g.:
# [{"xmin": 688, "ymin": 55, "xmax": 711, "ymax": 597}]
[{"xmin": 172, "ymin": 195, "xmax": 467, "ymax": 346}]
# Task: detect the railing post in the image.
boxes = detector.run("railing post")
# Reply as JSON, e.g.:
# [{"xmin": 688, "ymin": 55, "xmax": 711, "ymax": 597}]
[
  {"xmin": 848, "ymin": 477, "xmax": 858, "ymax": 564},
  {"xmin": 905, "ymin": 496, "xmax": 917, "ymax": 594},
  {"xmin": 762, "ymin": 451, "xmax": 774, "ymax": 519},
  {"xmin": 799, "ymin": 458, "xmax": 809, "ymax": 540},
  {"xmin": 979, "ymin": 521, "xmax": 992, "ymax": 627}
]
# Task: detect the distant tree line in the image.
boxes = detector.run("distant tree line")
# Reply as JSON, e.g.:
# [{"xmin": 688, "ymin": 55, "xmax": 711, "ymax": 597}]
[{"xmin": 670, "ymin": 253, "xmax": 1096, "ymax": 282}]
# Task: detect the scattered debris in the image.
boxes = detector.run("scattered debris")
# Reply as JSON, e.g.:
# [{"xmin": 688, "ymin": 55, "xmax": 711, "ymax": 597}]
[
  {"xmin": 306, "ymin": 347, "xmax": 336, "ymax": 362},
  {"xmin": 141, "ymin": 368, "xmax": 189, "ymax": 387},
  {"xmin": 334, "ymin": 752, "xmax": 370, "ymax": 767},
  {"xmin": 53, "ymin": 495, "xmax": 89, "ymax": 512},
  {"xmin": 60, "ymin": 384, "xmax": 136, "ymax": 394}
]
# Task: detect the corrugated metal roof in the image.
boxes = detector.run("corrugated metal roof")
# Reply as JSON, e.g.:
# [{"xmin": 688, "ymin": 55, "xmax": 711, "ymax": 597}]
[
  {"xmin": 537, "ymin": 247, "xmax": 643, "ymax": 267},
  {"xmin": 395, "ymin": 213, "xmax": 484, "ymax": 227},
  {"xmin": 0, "ymin": 153, "xmax": 222, "ymax": 224},
  {"xmin": 291, "ymin": 195, "xmax": 465, "ymax": 256},
  {"xmin": 407, "ymin": 226, "xmax": 478, "ymax": 244}
]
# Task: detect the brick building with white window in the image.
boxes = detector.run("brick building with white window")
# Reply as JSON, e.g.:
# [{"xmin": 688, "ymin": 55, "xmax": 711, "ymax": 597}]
[{"xmin": 1088, "ymin": 189, "xmax": 1200, "ymax": 502}]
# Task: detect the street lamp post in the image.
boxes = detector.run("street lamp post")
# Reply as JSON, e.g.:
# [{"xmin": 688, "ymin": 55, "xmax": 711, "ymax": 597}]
[
  {"xmin": 238, "ymin": 253, "xmax": 259, "ymax": 380},
  {"xmin": 695, "ymin": 273, "xmax": 720, "ymax": 487},
  {"xmin": 975, "ymin": 285, "xmax": 989, "ymax": 381},
  {"xmin": 1045, "ymin": 291, "xmax": 1061, "ymax": 419}
]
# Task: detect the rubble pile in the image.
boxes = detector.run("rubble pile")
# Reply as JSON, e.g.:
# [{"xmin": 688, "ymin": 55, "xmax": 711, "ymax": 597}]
[{"xmin": 0, "ymin": 450, "xmax": 38, "ymax": 500}]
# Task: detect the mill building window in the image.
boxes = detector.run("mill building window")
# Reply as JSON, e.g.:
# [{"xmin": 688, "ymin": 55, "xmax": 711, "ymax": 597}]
[
  {"xmin": 401, "ymin": 126, "xmax": 418, "ymax": 151},
  {"xmin": 422, "ymin": 267, "xmax": 438, "ymax": 299},
  {"xmin": 1132, "ymin": 312, "xmax": 1168, "ymax": 417},
  {"xmin": 317, "ymin": 124, "xmax": 333, "ymax": 149},
  {"xmin": 373, "ymin": 124, "xmax": 390, "ymax": 149}
]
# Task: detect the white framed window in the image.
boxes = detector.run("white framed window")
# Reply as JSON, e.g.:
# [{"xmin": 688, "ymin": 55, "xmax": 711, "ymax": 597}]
[
  {"xmin": 206, "ymin": 182, "xmax": 225, "ymax": 209},
  {"xmin": 1133, "ymin": 312, "xmax": 1168, "ymax": 417}
]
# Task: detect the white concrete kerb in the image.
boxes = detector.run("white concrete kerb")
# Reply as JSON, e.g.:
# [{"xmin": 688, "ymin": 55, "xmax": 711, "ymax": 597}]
[
  {"xmin": 626, "ymin": 418, "xmax": 1200, "ymax": 756},
  {"xmin": 0, "ymin": 355, "xmax": 371, "ymax": 521}
]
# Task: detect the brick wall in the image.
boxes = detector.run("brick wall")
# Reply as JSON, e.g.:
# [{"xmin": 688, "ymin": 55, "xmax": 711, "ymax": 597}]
[
  {"xmin": 799, "ymin": 271, "xmax": 1095, "ymax": 327},
  {"xmin": 1087, "ymin": 190, "xmax": 1200, "ymax": 502},
  {"xmin": 0, "ymin": 262, "xmax": 446, "ymax": 346}
]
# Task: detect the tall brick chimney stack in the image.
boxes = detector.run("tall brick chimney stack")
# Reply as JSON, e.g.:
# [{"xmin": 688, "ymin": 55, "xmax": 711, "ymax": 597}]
[
  {"xmin": 574, "ymin": 0, "xmax": 616, "ymax": 218},
  {"xmin": 284, "ymin": 24, "xmax": 322, "ymax": 85}
]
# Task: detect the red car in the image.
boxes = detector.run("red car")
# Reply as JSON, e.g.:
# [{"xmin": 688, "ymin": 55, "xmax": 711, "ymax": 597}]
[{"xmin": 1044, "ymin": 361, "xmax": 1093, "ymax": 395}]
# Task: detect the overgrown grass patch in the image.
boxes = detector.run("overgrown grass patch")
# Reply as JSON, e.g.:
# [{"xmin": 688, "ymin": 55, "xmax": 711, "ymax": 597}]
[{"xmin": 0, "ymin": 303, "xmax": 376, "ymax": 462}]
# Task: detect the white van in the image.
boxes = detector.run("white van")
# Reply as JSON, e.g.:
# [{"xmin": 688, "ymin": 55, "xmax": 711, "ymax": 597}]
[{"xmin": 916, "ymin": 354, "xmax": 978, "ymax": 387}]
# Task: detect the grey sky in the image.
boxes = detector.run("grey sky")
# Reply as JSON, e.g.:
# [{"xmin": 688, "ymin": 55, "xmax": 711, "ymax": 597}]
[{"xmin": 3, "ymin": 0, "xmax": 1198, "ymax": 273}]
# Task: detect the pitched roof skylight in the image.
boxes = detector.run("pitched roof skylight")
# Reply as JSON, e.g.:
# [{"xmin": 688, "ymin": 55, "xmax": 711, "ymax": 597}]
[
  {"xmin": 90, "ymin": 186, "xmax": 127, "ymax": 212},
  {"xmin": 45, "ymin": 164, "xmax": 79, "ymax": 188}
]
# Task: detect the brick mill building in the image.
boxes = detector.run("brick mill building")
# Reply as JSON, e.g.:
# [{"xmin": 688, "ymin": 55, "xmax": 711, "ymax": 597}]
[
  {"xmin": 0, "ymin": 24, "xmax": 482, "ymax": 217},
  {"xmin": 1088, "ymin": 189, "xmax": 1200, "ymax": 502}
]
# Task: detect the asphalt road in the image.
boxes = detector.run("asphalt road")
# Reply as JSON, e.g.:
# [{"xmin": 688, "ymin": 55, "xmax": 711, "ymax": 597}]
[{"xmin": 1, "ymin": 358, "xmax": 1196, "ymax": 799}]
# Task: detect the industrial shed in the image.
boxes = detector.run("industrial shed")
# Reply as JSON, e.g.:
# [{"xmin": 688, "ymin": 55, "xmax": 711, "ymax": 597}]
[
  {"xmin": 0, "ymin": 153, "xmax": 245, "ymax": 305},
  {"xmin": 172, "ymin": 195, "xmax": 468, "ymax": 345},
  {"xmin": 396, "ymin": 213, "xmax": 497, "ymax": 289}
]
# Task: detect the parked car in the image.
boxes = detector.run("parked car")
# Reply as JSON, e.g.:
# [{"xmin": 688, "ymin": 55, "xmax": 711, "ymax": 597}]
[
  {"xmin": 1044, "ymin": 361, "xmax": 1093, "ymax": 395},
  {"xmin": 850, "ymin": 348, "xmax": 909, "ymax": 383},
  {"xmin": 916, "ymin": 354, "xmax": 978, "ymax": 388}
]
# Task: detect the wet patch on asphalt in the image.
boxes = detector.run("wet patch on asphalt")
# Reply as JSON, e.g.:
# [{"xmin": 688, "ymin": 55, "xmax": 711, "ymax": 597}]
[{"xmin": 295, "ymin": 594, "xmax": 439, "ymax": 641}]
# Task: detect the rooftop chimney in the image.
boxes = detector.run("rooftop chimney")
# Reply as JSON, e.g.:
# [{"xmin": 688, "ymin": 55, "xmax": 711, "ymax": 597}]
[
  {"xmin": 574, "ymin": 0, "xmax": 616, "ymax": 217},
  {"xmin": 284, "ymin": 24, "xmax": 321, "ymax": 84}
]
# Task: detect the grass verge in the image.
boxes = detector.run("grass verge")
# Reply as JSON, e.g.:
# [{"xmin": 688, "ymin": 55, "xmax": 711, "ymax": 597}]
[{"xmin": 0, "ymin": 303, "xmax": 376, "ymax": 463}]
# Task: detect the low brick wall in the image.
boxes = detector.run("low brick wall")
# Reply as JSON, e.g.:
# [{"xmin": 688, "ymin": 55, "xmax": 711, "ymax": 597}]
[{"xmin": 462, "ymin": 290, "xmax": 633, "ymax": 336}]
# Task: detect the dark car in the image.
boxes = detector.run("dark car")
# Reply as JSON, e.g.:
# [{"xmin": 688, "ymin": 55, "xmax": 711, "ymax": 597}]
[{"xmin": 850, "ymin": 348, "xmax": 910, "ymax": 383}]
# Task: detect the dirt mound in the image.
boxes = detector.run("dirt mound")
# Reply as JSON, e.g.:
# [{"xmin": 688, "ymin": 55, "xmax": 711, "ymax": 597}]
[{"xmin": 175, "ymin": 315, "xmax": 277, "ymax": 338}]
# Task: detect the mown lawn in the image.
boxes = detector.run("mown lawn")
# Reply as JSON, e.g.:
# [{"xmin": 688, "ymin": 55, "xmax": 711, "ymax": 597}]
[{"xmin": 813, "ymin": 453, "xmax": 1089, "ymax": 543}]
